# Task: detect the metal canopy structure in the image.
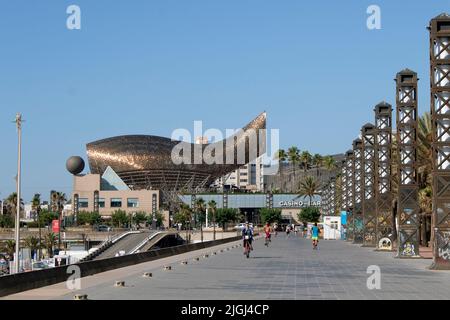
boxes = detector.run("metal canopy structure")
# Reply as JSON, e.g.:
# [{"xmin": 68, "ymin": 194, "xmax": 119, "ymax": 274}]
[
  {"xmin": 362, "ymin": 123, "xmax": 377, "ymax": 247},
  {"xmin": 396, "ymin": 69, "xmax": 420, "ymax": 258},
  {"xmin": 374, "ymin": 102, "xmax": 394, "ymax": 250},
  {"xmin": 345, "ymin": 150, "xmax": 354, "ymax": 241},
  {"xmin": 330, "ymin": 177, "xmax": 336, "ymax": 215},
  {"xmin": 352, "ymin": 138, "xmax": 364, "ymax": 244},
  {"xmin": 341, "ymin": 159, "xmax": 347, "ymax": 214},
  {"xmin": 429, "ymin": 14, "xmax": 450, "ymax": 269}
]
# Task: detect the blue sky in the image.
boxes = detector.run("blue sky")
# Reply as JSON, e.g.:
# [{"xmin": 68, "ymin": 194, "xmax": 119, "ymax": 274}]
[{"xmin": 0, "ymin": 0, "xmax": 447, "ymax": 201}]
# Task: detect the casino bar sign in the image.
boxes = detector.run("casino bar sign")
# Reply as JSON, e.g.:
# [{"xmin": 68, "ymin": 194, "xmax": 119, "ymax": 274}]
[{"xmin": 278, "ymin": 201, "xmax": 321, "ymax": 208}]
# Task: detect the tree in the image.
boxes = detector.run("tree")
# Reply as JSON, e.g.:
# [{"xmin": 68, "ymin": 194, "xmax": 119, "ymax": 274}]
[
  {"xmin": 174, "ymin": 204, "xmax": 193, "ymax": 242},
  {"xmin": 132, "ymin": 211, "xmax": 147, "ymax": 226},
  {"xmin": 288, "ymin": 147, "xmax": 300, "ymax": 176},
  {"xmin": 155, "ymin": 211, "xmax": 166, "ymax": 228},
  {"xmin": 323, "ymin": 156, "xmax": 336, "ymax": 172},
  {"xmin": 39, "ymin": 210, "xmax": 59, "ymax": 227},
  {"xmin": 31, "ymin": 193, "xmax": 43, "ymax": 259},
  {"xmin": 111, "ymin": 210, "xmax": 128, "ymax": 228},
  {"xmin": 300, "ymin": 151, "xmax": 312, "ymax": 173},
  {"xmin": 259, "ymin": 208, "xmax": 282, "ymax": 224},
  {"xmin": 215, "ymin": 208, "xmax": 240, "ymax": 231},
  {"xmin": 298, "ymin": 207, "xmax": 321, "ymax": 224},
  {"xmin": 31, "ymin": 194, "xmax": 41, "ymax": 222},
  {"xmin": 77, "ymin": 211, "xmax": 102, "ymax": 226},
  {"xmin": 23, "ymin": 235, "xmax": 40, "ymax": 259},
  {"xmin": 298, "ymin": 176, "xmax": 320, "ymax": 206},
  {"xmin": 208, "ymin": 200, "xmax": 217, "ymax": 240},
  {"xmin": 43, "ymin": 233, "xmax": 57, "ymax": 258},
  {"xmin": 0, "ymin": 239, "xmax": 16, "ymax": 261},
  {"xmin": 194, "ymin": 198, "xmax": 206, "ymax": 242},
  {"xmin": 312, "ymin": 153, "xmax": 323, "ymax": 175},
  {"xmin": 4, "ymin": 192, "xmax": 24, "ymax": 217},
  {"xmin": 0, "ymin": 215, "xmax": 14, "ymax": 228},
  {"xmin": 275, "ymin": 149, "xmax": 288, "ymax": 186}
]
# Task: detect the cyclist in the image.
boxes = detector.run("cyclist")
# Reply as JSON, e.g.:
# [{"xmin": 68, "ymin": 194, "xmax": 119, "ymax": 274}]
[
  {"xmin": 311, "ymin": 223, "xmax": 320, "ymax": 250},
  {"xmin": 263, "ymin": 222, "xmax": 272, "ymax": 246},
  {"xmin": 242, "ymin": 222, "xmax": 254, "ymax": 255}
]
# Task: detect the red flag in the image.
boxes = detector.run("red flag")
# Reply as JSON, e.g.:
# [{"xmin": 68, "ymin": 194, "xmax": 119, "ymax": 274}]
[{"xmin": 52, "ymin": 219, "xmax": 60, "ymax": 233}]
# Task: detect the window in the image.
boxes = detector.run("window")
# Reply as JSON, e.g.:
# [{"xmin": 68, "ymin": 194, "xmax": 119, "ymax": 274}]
[
  {"xmin": 127, "ymin": 198, "xmax": 139, "ymax": 208},
  {"xmin": 110, "ymin": 198, "xmax": 122, "ymax": 208},
  {"xmin": 78, "ymin": 198, "xmax": 88, "ymax": 208},
  {"xmin": 99, "ymin": 198, "xmax": 105, "ymax": 208}
]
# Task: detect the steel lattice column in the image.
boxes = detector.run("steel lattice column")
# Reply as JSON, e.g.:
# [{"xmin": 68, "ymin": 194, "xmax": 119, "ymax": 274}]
[
  {"xmin": 353, "ymin": 138, "xmax": 364, "ymax": 244},
  {"xmin": 330, "ymin": 178, "xmax": 336, "ymax": 215},
  {"xmin": 396, "ymin": 69, "xmax": 420, "ymax": 258},
  {"xmin": 374, "ymin": 102, "xmax": 394, "ymax": 250},
  {"xmin": 346, "ymin": 150, "xmax": 354, "ymax": 241},
  {"xmin": 362, "ymin": 124, "xmax": 377, "ymax": 247},
  {"xmin": 341, "ymin": 160, "xmax": 347, "ymax": 213},
  {"xmin": 321, "ymin": 183, "xmax": 329, "ymax": 215},
  {"xmin": 429, "ymin": 14, "xmax": 450, "ymax": 269}
]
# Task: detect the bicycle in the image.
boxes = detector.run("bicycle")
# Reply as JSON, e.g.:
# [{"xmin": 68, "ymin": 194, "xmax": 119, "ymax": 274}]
[
  {"xmin": 264, "ymin": 233, "xmax": 271, "ymax": 247},
  {"xmin": 243, "ymin": 236, "xmax": 251, "ymax": 258}
]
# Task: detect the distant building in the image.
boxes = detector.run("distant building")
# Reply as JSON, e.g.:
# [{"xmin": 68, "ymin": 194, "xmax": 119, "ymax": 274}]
[
  {"xmin": 212, "ymin": 157, "xmax": 264, "ymax": 192},
  {"xmin": 72, "ymin": 166, "xmax": 160, "ymax": 220}
]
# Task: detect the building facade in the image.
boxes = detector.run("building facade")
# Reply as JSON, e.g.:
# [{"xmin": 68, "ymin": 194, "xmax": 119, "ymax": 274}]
[{"xmin": 72, "ymin": 168, "xmax": 160, "ymax": 218}]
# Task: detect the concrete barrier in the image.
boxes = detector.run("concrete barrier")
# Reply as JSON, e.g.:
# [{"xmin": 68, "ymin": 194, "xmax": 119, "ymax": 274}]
[{"xmin": 0, "ymin": 236, "xmax": 241, "ymax": 297}]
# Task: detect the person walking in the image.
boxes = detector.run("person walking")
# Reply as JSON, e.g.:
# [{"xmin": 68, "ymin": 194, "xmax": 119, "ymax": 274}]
[{"xmin": 311, "ymin": 223, "xmax": 320, "ymax": 250}]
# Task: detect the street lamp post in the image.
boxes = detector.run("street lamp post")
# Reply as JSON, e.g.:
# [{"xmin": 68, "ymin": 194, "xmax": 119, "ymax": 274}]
[
  {"xmin": 352, "ymin": 138, "xmax": 364, "ymax": 244},
  {"xmin": 374, "ymin": 102, "xmax": 394, "ymax": 251},
  {"xmin": 395, "ymin": 69, "xmax": 421, "ymax": 258},
  {"xmin": 429, "ymin": 14, "xmax": 450, "ymax": 269},
  {"xmin": 14, "ymin": 113, "xmax": 23, "ymax": 274}
]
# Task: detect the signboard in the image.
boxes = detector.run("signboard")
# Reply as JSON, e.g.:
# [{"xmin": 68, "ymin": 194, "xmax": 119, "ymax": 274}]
[
  {"xmin": 278, "ymin": 201, "xmax": 321, "ymax": 208},
  {"xmin": 52, "ymin": 219, "xmax": 60, "ymax": 233}
]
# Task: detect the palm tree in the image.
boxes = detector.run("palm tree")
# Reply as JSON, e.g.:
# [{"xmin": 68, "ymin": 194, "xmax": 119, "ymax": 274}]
[
  {"xmin": 312, "ymin": 154, "xmax": 323, "ymax": 174},
  {"xmin": 5, "ymin": 192, "xmax": 23, "ymax": 217},
  {"xmin": 274, "ymin": 149, "xmax": 288, "ymax": 191},
  {"xmin": 300, "ymin": 151, "xmax": 312, "ymax": 173},
  {"xmin": 194, "ymin": 198, "xmax": 206, "ymax": 242},
  {"xmin": 0, "ymin": 239, "xmax": 16, "ymax": 261},
  {"xmin": 298, "ymin": 176, "xmax": 321, "ymax": 206},
  {"xmin": 287, "ymin": 147, "xmax": 300, "ymax": 176},
  {"xmin": 178, "ymin": 204, "xmax": 193, "ymax": 242},
  {"xmin": 43, "ymin": 233, "xmax": 57, "ymax": 258},
  {"xmin": 323, "ymin": 155, "xmax": 336, "ymax": 179},
  {"xmin": 54, "ymin": 192, "xmax": 67, "ymax": 249},
  {"xmin": 23, "ymin": 235, "xmax": 40, "ymax": 260},
  {"xmin": 31, "ymin": 193, "xmax": 42, "ymax": 259},
  {"xmin": 208, "ymin": 200, "xmax": 217, "ymax": 240},
  {"xmin": 417, "ymin": 112, "xmax": 433, "ymax": 246}
]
